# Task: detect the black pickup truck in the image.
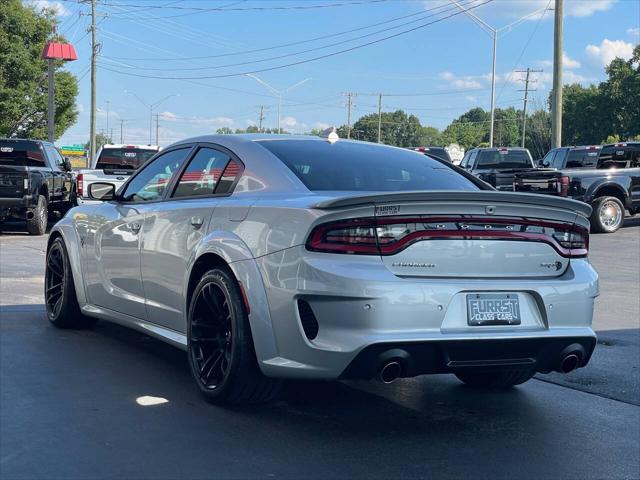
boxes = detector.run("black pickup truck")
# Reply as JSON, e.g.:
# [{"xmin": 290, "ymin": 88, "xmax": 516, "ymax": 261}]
[
  {"xmin": 0, "ymin": 138, "xmax": 75, "ymax": 235},
  {"xmin": 513, "ymin": 142, "xmax": 640, "ymax": 233},
  {"xmin": 459, "ymin": 147, "xmax": 537, "ymax": 190}
]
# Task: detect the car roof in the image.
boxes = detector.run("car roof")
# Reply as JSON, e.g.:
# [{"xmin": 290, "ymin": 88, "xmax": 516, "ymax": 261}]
[
  {"xmin": 0, "ymin": 138, "xmax": 52, "ymax": 146},
  {"xmin": 101, "ymin": 144, "xmax": 159, "ymax": 149}
]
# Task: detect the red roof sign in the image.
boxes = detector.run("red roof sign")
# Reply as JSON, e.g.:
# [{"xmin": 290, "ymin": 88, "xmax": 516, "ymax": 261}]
[{"xmin": 42, "ymin": 41, "xmax": 78, "ymax": 61}]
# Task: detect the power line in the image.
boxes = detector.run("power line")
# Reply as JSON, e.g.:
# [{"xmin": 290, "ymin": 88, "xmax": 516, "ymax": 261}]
[
  {"xmin": 100, "ymin": 0, "xmax": 477, "ymax": 72},
  {"xmin": 96, "ymin": 0, "xmax": 492, "ymax": 80},
  {"xmin": 101, "ymin": 1, "xmax": 472, "ymax": 62}
]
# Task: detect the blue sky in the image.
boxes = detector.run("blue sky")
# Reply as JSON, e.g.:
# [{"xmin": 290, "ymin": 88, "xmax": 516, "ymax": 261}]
[{"xmin": 31, "ymin": 0, "xmax": 640, "ymax": 147}]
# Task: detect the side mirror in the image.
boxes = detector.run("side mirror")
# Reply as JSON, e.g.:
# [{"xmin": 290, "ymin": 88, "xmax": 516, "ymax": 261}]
[
  {"xmin": 63, "ymin": 158, "xmax": 72, "ymax": 171},
  {"xmin": 88, "ymin": 182, "xmax": 116, "ymax": 201}
]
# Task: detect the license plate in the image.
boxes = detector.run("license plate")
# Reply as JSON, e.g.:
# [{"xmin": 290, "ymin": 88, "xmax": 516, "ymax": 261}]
[{"xmin": 466, "ymin": 293, "xmax": 521, "ymax": 326}]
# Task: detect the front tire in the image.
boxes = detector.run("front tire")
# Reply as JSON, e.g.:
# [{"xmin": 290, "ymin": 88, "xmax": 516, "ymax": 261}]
[
  {"xmin": 45, "ymin": 237, "xmax": 97, "ymax": 328},
  {"xmin": 26, "ymin": 195, "xmax": 47, "ymax": 235},
  {"xmin": 187, "ymin": 268, "xmax": 280, "ymax": 405},
  {"xmin": 590, "ymin": 196, "xmax": 625, "ymax": 233},
  {"xmin": 455, "ymin": 369, "xmax": 535, "ymax": 388}
]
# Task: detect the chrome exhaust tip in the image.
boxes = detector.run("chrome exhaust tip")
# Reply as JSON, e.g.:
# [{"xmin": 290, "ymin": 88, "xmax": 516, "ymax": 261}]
[{"xmin": 379, "ymin": 361, "xmax": 402, "ymax": 384}]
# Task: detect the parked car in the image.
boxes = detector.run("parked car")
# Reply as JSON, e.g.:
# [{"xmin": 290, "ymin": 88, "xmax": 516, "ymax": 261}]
[
  {"xmin": 75, "ymin": 144, "xmax": 159, "ymax": 205},
  {"xmin": 412, "ymin": 146, "xmax": 452, "ymax": 163},
  {"xmin": 0, "ymin": 138, "xmax": 75, "ymax": 235},
  {"xmin": 46, "ymin": 135, "xmax": 597, "ymax": 405},
  {"xmin": 459, "ymin": 147, "xmax": 536, "ymax": 190},
  {"xmin": 537, "ymin": 145, "xmax": 602, "ymax": 169},
  {"xmin": 514, "ymin": 142, "xmax": 640, "ymax": 233}
]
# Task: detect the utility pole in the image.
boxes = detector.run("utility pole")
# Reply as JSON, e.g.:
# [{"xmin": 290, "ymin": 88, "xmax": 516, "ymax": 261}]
[
  {"xmin": 377, "ymin": 93, "xmax": 383, "ymax": 143},
  {"xmin": 154, "ymin": 114, "xmax": 159, "ymax": 146},
  {"xmin": 89, "ymin": 0, "xmax": 97, "ymax": 162},
  {"xmin": 105, "ymin": 100, "xmax": 110, "ymax": 136},
  {"xmin": 346, "ymin": 92, "xmax": 356, "ymax": 139},
  {"xmin": 258, "ymin": 105, "xmax": 266, "ymax": 132},
  {"xmin": 119, "ymin": 119, "xmax": 125, "ymax": 143},
  {"xmin": 516, "ymin": 68, "xmax": 542, "ymax": 147},
  {"xmin": 551, "ymin": 0, "xmax": 564, "ymax": 148}
]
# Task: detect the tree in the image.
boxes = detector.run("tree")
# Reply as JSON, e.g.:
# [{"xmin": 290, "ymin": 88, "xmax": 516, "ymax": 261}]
[
  {"xmin": 83, "ymin": 132, "xmax": 112, "ymax": 151},
  {"xmin": 339, "ymin": 110, "xmax": 435, "ymax": 147},
  {"xmin": 216, "ymin": 127, "xmax": 233, "ymax": 134},
  {"xmin": 0, "ymin": 0, "xmax": 79, "ymax": 139},
  {"xmin": 442, "ymin": 108, "xmax": 490, "ymax": 149}
]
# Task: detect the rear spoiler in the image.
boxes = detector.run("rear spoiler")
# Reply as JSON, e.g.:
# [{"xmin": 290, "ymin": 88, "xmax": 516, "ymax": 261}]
[{"xmin": 312, "ymin": 190, "xmax": 592, "ymax": 218}]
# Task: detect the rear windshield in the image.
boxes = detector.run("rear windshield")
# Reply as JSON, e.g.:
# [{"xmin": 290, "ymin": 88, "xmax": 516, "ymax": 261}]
[
  {"xmin": 598, "ymin": 145, "xmax": 640, "ymax": 168},
  {"xmin": 566, "ymin": 149, "xmax": 599, "ymax": 168},
  {"xmin": 0, "ymin": 141, "xmax": 45, "ymax": 167},
  {"xmin": 95, "ymin": 148, "xmax": 158, "ymax": 171},
  {"xmin": 476, "ymin": 150, "xmax": 532, "ymax": 169},
  {"xmin": 259, "ymin": 140, "xmax": 479, "ymax": 192}
]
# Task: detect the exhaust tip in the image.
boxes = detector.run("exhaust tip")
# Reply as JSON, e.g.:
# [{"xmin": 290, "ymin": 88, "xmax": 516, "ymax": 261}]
[
  {"xmin": 379, "ymin": 361, "xmax": 402, "ymax": 384},
  {"xmin": 559, "ymin": 353, "xmax": 580, "ymax": 373}
]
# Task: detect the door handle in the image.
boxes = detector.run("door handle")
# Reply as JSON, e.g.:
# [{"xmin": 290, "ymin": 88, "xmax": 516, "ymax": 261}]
[
  {"xmin": 129, "ymin": 222, "xmax": 141, "ymax": 233},
  {"xmin": 190, "ymin": 216, "xmax": 204, "ymax": 229}
]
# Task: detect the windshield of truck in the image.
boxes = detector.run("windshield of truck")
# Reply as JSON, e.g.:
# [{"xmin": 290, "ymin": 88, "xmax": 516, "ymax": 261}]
[
  {"xmin": 0, "ymin": 141, "xmax": 45, "ymax": 167},
  {"xmin": 475, "ymin": 149, "xmax": 533, "ymax": 170},
  {"xmin": 95, "ymin": 148, "xmax": 158, "ymax": 171}
]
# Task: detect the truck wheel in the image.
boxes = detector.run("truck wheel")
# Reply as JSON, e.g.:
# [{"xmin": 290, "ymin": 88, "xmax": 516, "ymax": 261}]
[
  {"xmin": 26, "ymin": 195, "xmax": 48, "ymax": 235},
  {"xmin": 591, "ymin": 196, "xmax": 625, "ymax": 233}
]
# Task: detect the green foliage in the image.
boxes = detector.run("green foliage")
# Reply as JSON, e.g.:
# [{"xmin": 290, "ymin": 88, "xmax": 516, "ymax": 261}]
[{"xmin": 0, "ymin": 0, "xmax": 79, "ymax": 139}]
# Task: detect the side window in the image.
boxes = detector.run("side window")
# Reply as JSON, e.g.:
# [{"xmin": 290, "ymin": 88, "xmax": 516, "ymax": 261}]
[
  {"xmin": 173, "ymin": 147, "xmax": 230, "ymax": 198},
  {"xmin": 467, "ymin": 150, "xmax": 478, "ymax": 169},
  {"xmin": 45, "ymin": 145, "xmax": 64, "ymax": 169},
  {"xmin": 552, "ymin": 149, "xmax": 567, "ymax": 169},
  {"xmin": 541, "ymin": 150, "xmax": 556, "ymax": 167},
  {"xmin": 121, "ymin": 148, "xmax": 190, "ymax": 202},
  {"xmin": 216, "ymin": 159, "xmax": 243, "ymax": 194},
  {"xmin": 459, "ymin": 151, "xmax": 470, "ymax": 168}
]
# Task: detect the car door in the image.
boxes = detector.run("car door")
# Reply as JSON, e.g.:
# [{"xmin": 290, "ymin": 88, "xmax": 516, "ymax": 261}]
[
  {"xmin": 43, "ymin": 145, "xmax": 66, "ymax": 202},
  {"xmin": 140, "ymin": 145, "xmax": 244, "ymax": 333},
  {"xmin": 85, "ymin": 147, "xmax": 192, "ymax": 319}
]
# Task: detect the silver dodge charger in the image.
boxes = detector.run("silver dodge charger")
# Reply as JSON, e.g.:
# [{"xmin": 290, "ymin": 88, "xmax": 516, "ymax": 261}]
[{"xmin": 46, "ymin": 134, "xmax": 598, "ymax": 405}]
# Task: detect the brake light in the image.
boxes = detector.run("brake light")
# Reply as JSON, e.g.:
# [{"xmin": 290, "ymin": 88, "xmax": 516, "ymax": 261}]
[
  {"xmin": 77, "ymin": 173, "xmax": 83, "ymax": 196},
  {"xmin": 558, "ymin": 175, "xmax": 570, "ymax": 196},
  {"xmin": 306, "ymin": 216, "xmax": 588, "ymax": 258}
]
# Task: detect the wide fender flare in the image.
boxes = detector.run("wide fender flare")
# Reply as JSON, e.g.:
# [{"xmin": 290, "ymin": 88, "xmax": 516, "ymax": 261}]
[
  {"xmin": 187, "ymin": 230, "xmax": 279, "ymax": 367},
  {"xmin": 586, "ymin": 179, "xmax": 630, "ymax": 207},
  {"xmin": 48, "ymin": 218, "xmax": 87, "ymax": 305}
]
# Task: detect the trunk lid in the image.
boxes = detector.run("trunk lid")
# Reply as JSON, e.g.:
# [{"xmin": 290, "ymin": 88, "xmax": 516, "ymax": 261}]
[{"xmin": 313, "ymin": 191, "xmax": 589, "ymax": 279}]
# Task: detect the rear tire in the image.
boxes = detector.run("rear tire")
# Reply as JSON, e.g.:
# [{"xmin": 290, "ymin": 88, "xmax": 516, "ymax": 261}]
[
  {"xmin": 455, "ymin": 369, "xmax": 535, "ymax": 388},
  {"xmin": 45, "ymin": 237, "xmax": 97, "ymax": 328},
  {"xmin": 187, "ymin": 268, "xmax": 281, "ymax": 405},
  {"xmin": 26, "ymin": 195, "xmax": 47, "ymax": 235},
  {"xmin": 590, "ymin": 196, "xmax": 625, "ymax": 233}
]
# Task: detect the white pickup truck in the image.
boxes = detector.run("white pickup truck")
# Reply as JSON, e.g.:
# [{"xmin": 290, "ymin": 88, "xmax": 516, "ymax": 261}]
[{"xmin": 75, "ymin": 144, "xmax": 159, "ymax": 204}]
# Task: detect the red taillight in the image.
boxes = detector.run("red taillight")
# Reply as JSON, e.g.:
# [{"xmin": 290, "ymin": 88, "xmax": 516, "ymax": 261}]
[
  {"xmin": 306, "ymin": 216, "xmax": 588, "ymax": 258},
  {"xmin": 558, "ymin": 175, "xmax": 570, "ymax": 197},
  {"xmin": 77, "ymin": 173, "xmax": 84, "ymax": 196}
]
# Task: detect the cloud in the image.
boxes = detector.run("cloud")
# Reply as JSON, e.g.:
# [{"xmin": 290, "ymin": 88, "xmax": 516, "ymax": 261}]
[
  {"xmin": 628, "ymin": 27, "xmax": 640, "ymax": 39},
  {"xmin": 439, "ymin": 71, "xmax": 482, "ymax": 89},
  {"xmin": 281, "ymin": 116, "xmax": 298, "ymax": 128},
  {"xmin": 563, "ymin": 52, "xmax": 581, "ymax": 69},
  {"xmin": 585, "ymin": 39, "xmax": 635, "ymax": 67},
  {"xmin": 433, "ymin": 0, "xmax": 615, "ymax": 23},
  {"xmin": 28, "ymin": 0, "xmax": 70, "ymax": 16},
  {"xmin": 313, "ymin": 122, "xmax": 330, "ymax": 130},
  {"xmin": 159, "ymin": 111, "xmax": 234, "ymax": 129}
]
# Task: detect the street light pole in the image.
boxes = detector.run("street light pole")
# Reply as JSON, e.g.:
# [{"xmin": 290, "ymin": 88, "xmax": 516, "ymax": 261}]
[
  {"xmin": 551, "ymin": 0, "xmax": 564, "ymax": 148},
  {"xmin": 451, "ymin": 1, "xmax": 551, "ymax": 147},
  {"xmin": 246, "ymin": 74, "xmax": 311, "ymax": 133},
  {"xmin": 124, "ymin": 91, "xmax": 178, "ymax": 145}
]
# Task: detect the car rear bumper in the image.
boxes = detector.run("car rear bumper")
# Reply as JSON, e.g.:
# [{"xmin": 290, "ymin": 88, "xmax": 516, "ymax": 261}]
[{"xmin": 254, "ymin": 248, "xmax": 599, "ymax": 380}]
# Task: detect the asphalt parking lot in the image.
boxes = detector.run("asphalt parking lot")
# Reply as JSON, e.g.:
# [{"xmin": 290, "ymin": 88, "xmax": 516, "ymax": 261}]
[{"xmin": 1, "ymin": 218, "xmax": 639, "ymax": 479}]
